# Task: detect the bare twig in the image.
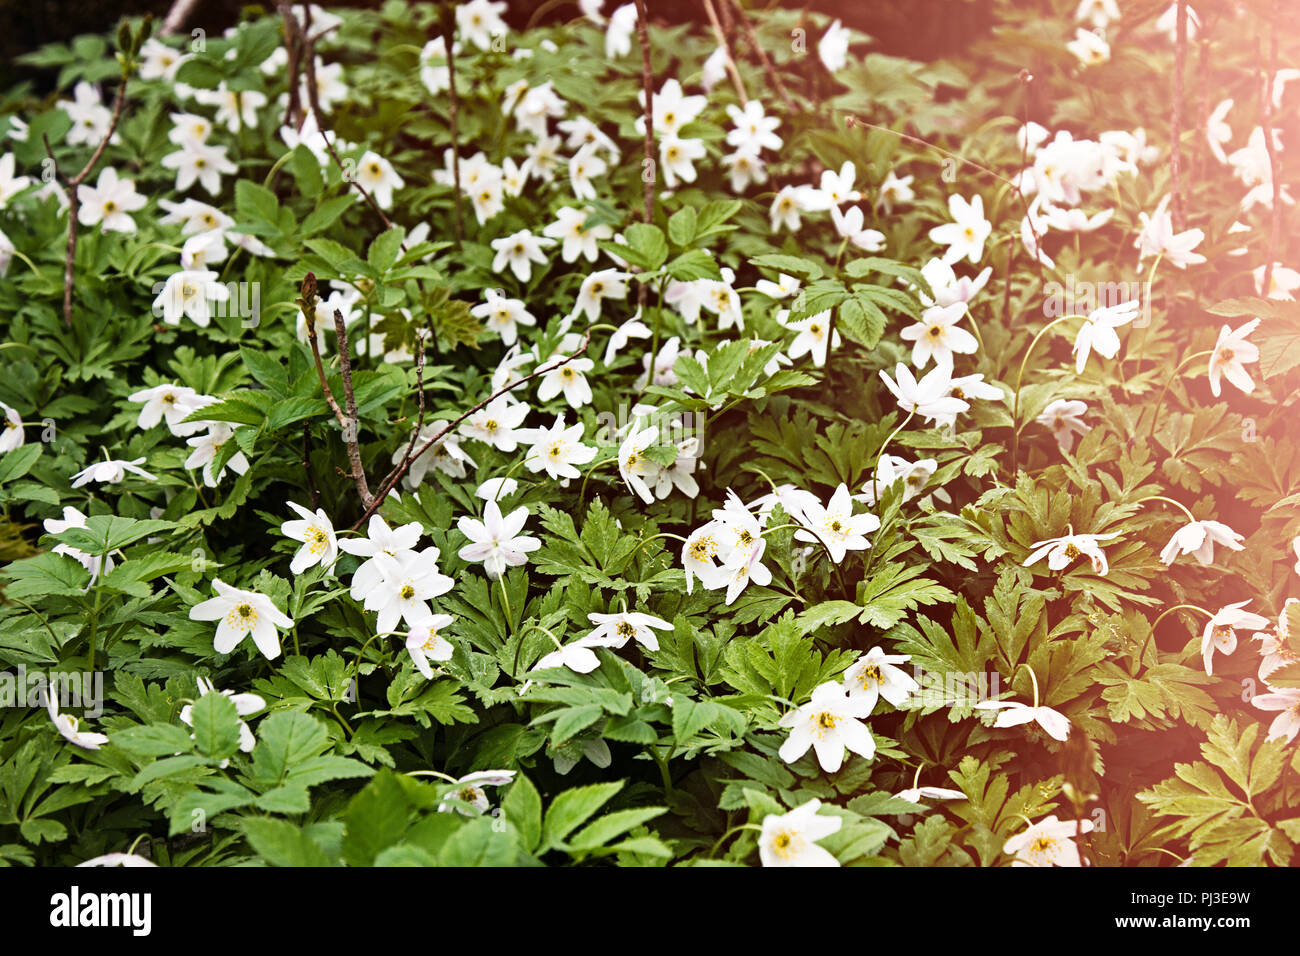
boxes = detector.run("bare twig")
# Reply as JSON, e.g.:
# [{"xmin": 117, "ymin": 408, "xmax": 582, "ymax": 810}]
[
  {"xmin": 160, "ymin": 0, "xmax": 201, "ymax": 36},
  {"xmin": 1170, "ymin": 0, "xmax": 1187, "ymax": 230},
  {"xmin": 277, "ymin": 2, "xmax": 305, "ymax": 130},
  {"xmin": 299, "ymin": 274, "xmax": 375, "ymax": 509},
  {"xmin": 45, "ymin": 60, "xmax": 133, "ymax": 328},
  {"xmin": 352, "ymin": 330, "xmax": 593, "ymax": 530},
  {"xmin": 290, "ymin": 5, "xmax": 399, "ymax": 236},
  {"xmin": 730, "ymin": 0, "xmax": 795, "ymax": 112},
  {"xmin": 440, "ymin": 2, "xmax": 465, "ymax": 247},
  {"xmin": 303, "ymin": 423, "xmax": 320, "ymax": 510},
  {"xmin": 1260, "ymin": 3, "xmax": 1281, "ymax": 296},
  {"xmin": 701, "ymin": 0, "xmax": 747, "ymax": 105}
]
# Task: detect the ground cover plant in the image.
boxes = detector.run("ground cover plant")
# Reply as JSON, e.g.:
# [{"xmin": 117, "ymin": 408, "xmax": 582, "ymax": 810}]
[{"xmin": 0, "ymin": 0, "xmax": 1297, "ymax": 868}]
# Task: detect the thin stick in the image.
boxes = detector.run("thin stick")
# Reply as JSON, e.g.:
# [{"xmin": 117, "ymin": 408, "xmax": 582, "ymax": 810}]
[
  {"xmin": 633, "ymin": 0, "xmax": 655, "ymax": 310},
  {"xmin": 441, "ymin": 2, "xmax": 465, "ymax": 247},
  {"xmin": 701, "ymin": 0, "xmax": 747, "ymax": 105},
  {"xmin": 160, "ymin": 0, "xmax": 201, "ymax": 35},
  {"xmin": 1260, "ymin": 4, "xmax": 1281, "ymax": 296},
  {"xmin": 1170, "ymin": 0, "xmax": 1186, "ymax": 230},
  {"xmin": 376, "ymin": 334, "xmax": 429, "ymax": 493},
  {"xmin": 45, "ymin": 68, "xmax": 131, "ymax": 328},
  {"xmin": 277, "ymin": 2, "xmax": 305, "ymax": 130},
  {"xmin": 730, "ymin": 0, "xmax": 795, "ymax": 112},
  {"xmin": 352, "ymin": 331, "xmax": 593, "ymax": 530}
]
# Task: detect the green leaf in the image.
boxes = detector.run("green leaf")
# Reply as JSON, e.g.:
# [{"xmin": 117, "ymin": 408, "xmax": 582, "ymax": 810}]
[
  {"xmin": 188, "ymin": 692, "xmax": 242, "ymax": 762},
  {"xmin": 242, "ymin": 818, "xmax": 335, "ymax": 866},
  {"xmin": 541, "ymin": 781, "xmax": 624, "ymax": 850},
  {"xmin": 501, "ymin": 774, "xmax": 543, "ymax": 852}
]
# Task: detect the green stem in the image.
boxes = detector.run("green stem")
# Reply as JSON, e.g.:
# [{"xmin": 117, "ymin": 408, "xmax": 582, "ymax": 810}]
[
  {"xmin": 1150, "ymin": 603, "xmax": 1213, "ymax": 631},
  {"xmin": 1010, "ymin": 313, "xmax": 1088, "ymax": 473},
  {"xmin": 1148, "ymin": 349, "xmax": 1213, "ymax": 436}
]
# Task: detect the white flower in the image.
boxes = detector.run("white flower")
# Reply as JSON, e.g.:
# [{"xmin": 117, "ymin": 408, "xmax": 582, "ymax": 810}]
[
  {"xmin": 895, "ymin": 785, "xmax": 967, "ymax": 805},
  {"xmin": 900, "ymin": 302, "xmax": 979, "ymax": 369},
  {"xmin": 1066, "ymin": 27, "xmax": 1110, "ymax": 66},
  {"xmin": 636, "ymin": 78, "xmax": 706, "ymax": 138},
  {"xmin": 586, "ymin": 610, "xmax": 672, "ymax": 652},
  {"xmin": 1251, "ymin": 687, "xmax": 1300, "ymax": 744},
  {"xmin": 973, "ymin": 699, "xmax": 1071, "ymax": 741},
  {"xmin": 778, "ymin": 681, "xmax": 875, "ymax": 772},
  {"xmin": 406, "ymin": 614, "xmax": 455, "ymax": 679},
  {"xmin": 573, "ymin": 268, "xmax": 629, "ymax": 323},
  {"xmin": 1254, "ymin": 263, "xmax": 1300, "ymax": 301},
  {"xmin": 568, "ymin": 143, "xmax": 606, "ymax": 201},
  {"xmin": 794, "ymin": 483, "xmax": 880, "ymax": 563},
  {"xmin": 189, "ymin": 579, "xmax": 294, "ymax": 660},
  {"xmin": 618, "ymin": 422, "xmax": 660, "ymax": 505},
  {"xmin": 184, "ymin": 424, "xmax": 250, "ymax": 488},
  {"xmin": 1004, "ymin": 815, "xmax": 1093, "ymax": 866},
  {"xmin": 1159, "ymin": 519, "xmax": 1246, "ymax": 566},
  {"xmin": 45, "ymin": 689, "xmax": 108, "ymax": 750},
  {"xmin": 460, "ymin": 395, "xmax": 529, "ymax": 452},
  {"xmin": 818, "ymin": 160, "xmax": 861, "ymax": 206},
  {"xmin": 180, "ymin": 230, "xmax": 228, "ymax": 270},
  {"xmin": 1206, "ymin": 98, "xmax": 1234, "ymax": 164},
  {"xmin": 759, "ymin": 799, "xmax": 842, "ymax": 867},
  {"xmin": 1075, "ymin": 0, "xmax": 1120, "ymax": 29},
  {"xmin": 0, "ymin": 402, "xmax": 23, "ymax": 452},
  {"xmin": 400, "ymin": 420, "xmax": 475, "ymax": 486},
  {"xmin": 438, "ymin": 770, "xmax": 515, "ymax": 815},
  {"xmin": 842, "ymin": 647, "xmax": 918, "ymax": 713},
  {"xmin": 769, "ymin": 186, "xmax": 806, "ymax": 232},
  {"xmin": 518, "ymin": 413, "xmax": 597, "ymax": 481},
  {"xmin": 76, "ymin": 167, "xmax": 146, "ymax": 234},
  {"xmin": 1207, "ymin": 318, "xmax": 1260, "ymax": 397},
  {"xmin": 876, "ymin": 169, "xmax": 915, "ymax": 213},
  {"xmin": 543, "ymin": 206, "xmax": 612, "ymax": 263},
  {"xmin": 138, "ymin": 38, "xmax": 190, "ymax": 82},
  {"xmin": 419, "ymin": 37, "xmax": 459, "ymax": 95},
  {"xmin": 44, "ymin": 506, "xmax": 114, "ymax": 585},
  {"xmin": 281, "ymin": 502, "xmax": 338, "ymax": 574},
  {"xmin": 721, "ymin": 148, "xmax": 767, "ymax": 193},
  {"xmin": 457, "ymin": 0, "xmax": 508, "ymax": 50},
  {"xmin": 725, "ymin": 100, "xmax": 782, "ymax": 153},
  {"xmin": 1072, "ymin": 300, "xmax": 1141, "ymax": 372},
  {"xmin": 457, "ymin": 500, "xmax": 541, "ymax": 579},
  {"xmin": 604, "ymin": 3, "xmax": 637, "ymax": 58},
  {"xmin": 1155, "ymin": 3, "xmax": 1199, "ymax": 43},
  {"xmin": 817, "ymin": 18, "xmax": 850, "ymax": 73},
  {"xmin": 532, "ymin": 636, "xmax": 608, "ymax": 675},
  {"xmin": 929, "ymin": 194, "xmax": 991, "ymax": 265},
  {"xmin": 1023, "ymin": 528, "xmax": 1120, "ymax": 575},
  {"xmin": 180, "ymin": 677, "xmax": 264, "ymax": 754},
  {"xmin": 490, "ymin": 229, "xmax": 554, "ymax": 283},
  {"xmin": 879, "ymin": 363, "xmax": 970, "ymax": 424},
  {"xmin": 0, "ymin": 153, "xmax": 31, "ymax": 208},
  {"xmin": 784, "ymin": 310, "xmax": 841, "ymax": 368},
  {"xmin": 154, "ymin": 270, "xmax": 230, "ymax": 328},
  {"xmin": 60, "ymin": 82, "xmax": 114, "ymax": 146},
  {"xmin": 354, "ymin": 151, "xmax": 403, "ymax": 209},
  {"xmin": 916, "ymin": 258, "xmax": 991, "ymax": 309},
  {"xmin": 603, "ymin": 312, "xmax": 652, "ymax": 364},
  {"xmin": 193, "ymin": 83, "xmax": 267, "ymax": 133},
  {"xmin": 471, "ymin": 289, "xmax": 537, "ymax": 347},
  {"xmin": 158, "ymin": 197, "xmax": 235, "ymax": 235},
  {"xmin": 659, "ymin": 136, "xmax": 706, "ymax": 189},
  {"xmin": 77, "ymin": 853, "xmax": 156, "ymax": 867},
  {"xmin": 755, "ymin": 273, "xmax": 800, "ymax": 301},
  {"xmin": 830, "ymin": 205, "xmax": 885, "ymax": 252},
  {"xmin": 161, "ymin": 140, "xmax": 236, "ymax": 195},
  {"xmin": 69, "ymin": 455, "xmax": 156, "ymax": 488},
  {"xmin": 1134, "ymin": 196, "xmax": 1205, "ymax": 269},
  {"xmin": 365, "ymin": 547, "xmax": 453, "ymax": 634},
  {"xmin": 476, "ymin": 477, "xmax": 519, "ymax": 503},
  {"xmin": 339, "ymin": 515, "xmax": 423, "ymax": 598},
  {"xmin": 1036, "ymin": 398, "xmax": 1089, "ymax": 453},
  {"xmin": 1201, "ymin": 601, "xmax": 1270, "ymax": 675}
]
